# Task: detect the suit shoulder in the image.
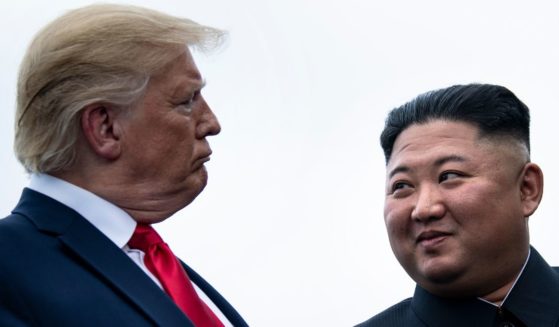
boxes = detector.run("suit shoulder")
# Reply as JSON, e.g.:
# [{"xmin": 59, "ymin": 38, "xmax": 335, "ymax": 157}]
[
  {"xmin": 356, "ymin": 298, "xmax": 425, "ymax": 327},
  {"xmin": 0, "ymin": 213, "xmax": 43, "ymax": 254},
  {"xmin": 0, "ymin": 213, "xmax": 34, "ymax": 234}
]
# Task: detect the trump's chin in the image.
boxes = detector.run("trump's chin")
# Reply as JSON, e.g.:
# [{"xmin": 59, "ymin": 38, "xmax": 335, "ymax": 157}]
[
  {"xmin": 125, "ymin": 177, "xmax": 209, "ymax": 224},
  {"xmin": 183, "ymin": 168, "xmax": 208, "ymax": 198},
  {"xmin": 173, "ymin": 172, "xmax": 209, "ymax": 206}
]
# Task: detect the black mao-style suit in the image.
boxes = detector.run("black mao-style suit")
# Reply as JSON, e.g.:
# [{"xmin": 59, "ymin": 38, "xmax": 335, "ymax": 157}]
[
  {"xmin": 357, "ymin": 247, "xmax": 559, "ymax": 326},
  {"xmin": 0, "ymin": 188, "xmax": 248, "ymax": 326}
]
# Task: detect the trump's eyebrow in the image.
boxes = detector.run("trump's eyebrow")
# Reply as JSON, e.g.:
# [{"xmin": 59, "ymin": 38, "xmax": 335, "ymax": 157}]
[
  {"xmin": 387, "ymin": 155, "xmax": 468, "ymax": 179},
  {"xmin": 172, "ymin": 79, "xmax": 206, "ymax": 98}
]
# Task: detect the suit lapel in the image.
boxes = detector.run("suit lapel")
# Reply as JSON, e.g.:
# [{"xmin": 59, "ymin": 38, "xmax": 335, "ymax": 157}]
[
  {"xmin": 183, "ymin": 262, "xmax": 249, "ymax": 327},
  {"xmin": 14, "ymin": 189, "xmax": 194, "ymax": 326}
]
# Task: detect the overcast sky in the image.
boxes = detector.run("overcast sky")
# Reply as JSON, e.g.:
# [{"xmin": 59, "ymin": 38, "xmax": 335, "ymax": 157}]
[{"xmin": 2, "ymin": 0, "xmax": 559, "ymax": 326}]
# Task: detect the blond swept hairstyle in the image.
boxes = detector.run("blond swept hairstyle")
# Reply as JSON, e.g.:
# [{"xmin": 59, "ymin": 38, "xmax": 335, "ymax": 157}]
[{"xmin": 15, "ymin": 4, "xmax": 225, "ymax": 173}]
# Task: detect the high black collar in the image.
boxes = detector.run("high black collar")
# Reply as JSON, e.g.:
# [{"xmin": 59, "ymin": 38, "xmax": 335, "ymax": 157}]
[{"xmin": 411, "ymin": 247, "xmax": 559, "ymax": 326}]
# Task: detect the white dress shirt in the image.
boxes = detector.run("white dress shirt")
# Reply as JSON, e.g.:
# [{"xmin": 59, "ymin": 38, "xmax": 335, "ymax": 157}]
[{"xmin": 28, "ymin": 173, "xmax": 232, "ymax": 326}]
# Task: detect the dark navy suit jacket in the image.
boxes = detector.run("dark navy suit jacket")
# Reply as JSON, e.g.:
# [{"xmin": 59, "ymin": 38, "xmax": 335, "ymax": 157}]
[
  {"xmin": 357, "ymin": 247, "xmax": 559, "ymax": 326},
  {"xmin": 0, "ymin": 188, "xmax": 249, "ymax": 326}
]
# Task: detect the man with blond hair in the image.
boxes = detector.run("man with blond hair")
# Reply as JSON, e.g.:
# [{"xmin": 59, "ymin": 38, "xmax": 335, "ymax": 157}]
[{"xmin": 0, "ymin": 4, "xmax": 248, "ymax": 326}]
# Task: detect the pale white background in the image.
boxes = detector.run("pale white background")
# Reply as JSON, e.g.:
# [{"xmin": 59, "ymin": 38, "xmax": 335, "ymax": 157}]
[{"xmin": 1, "ymin": 1, "xmax": 559, "ymax": 326}]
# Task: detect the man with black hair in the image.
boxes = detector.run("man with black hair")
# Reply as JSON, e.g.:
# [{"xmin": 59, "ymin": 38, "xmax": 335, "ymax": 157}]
[{"xmin": 358, "ymin": 84, "xmax": 559, "ymax": 326}]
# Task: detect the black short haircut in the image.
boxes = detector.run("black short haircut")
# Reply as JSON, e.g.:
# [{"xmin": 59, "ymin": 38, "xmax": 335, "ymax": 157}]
[{"xmin": 380, "ymin": 83, "xmax": 531, "ymax": 163}]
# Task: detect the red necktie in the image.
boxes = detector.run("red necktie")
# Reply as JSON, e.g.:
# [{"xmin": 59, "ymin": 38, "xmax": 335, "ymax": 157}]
[{"xmin": 128, "ymin": 224, "xmax": 224, "ymax": 327}]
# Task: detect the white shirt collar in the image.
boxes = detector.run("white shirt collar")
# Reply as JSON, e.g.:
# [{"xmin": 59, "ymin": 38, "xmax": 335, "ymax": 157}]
[{"xmin": 28, "ymin": 173, "xmax": 136, "ymax": 248}]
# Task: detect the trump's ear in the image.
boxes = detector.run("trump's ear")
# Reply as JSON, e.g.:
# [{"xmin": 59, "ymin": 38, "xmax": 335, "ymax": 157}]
[
  {"xmin": 80, "ymin": 104, "xmax": 122, "ymax": 160},
  {"xmin": 520, "ymin": 162, "xmax": 544, "ymax": 217}
]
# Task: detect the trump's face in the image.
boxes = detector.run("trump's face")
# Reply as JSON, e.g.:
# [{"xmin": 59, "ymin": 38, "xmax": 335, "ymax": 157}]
[
  {"xmin": 119, "ymin": 49, "xmax": 221, "ymax": 222},
  {"xmin": 384, "ymin": 120, "xmax": 540, "ymax": 298}
]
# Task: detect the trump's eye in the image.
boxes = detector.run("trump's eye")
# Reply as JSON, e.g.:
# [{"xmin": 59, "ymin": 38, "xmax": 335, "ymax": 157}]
[{"xmin": 178, "ymin": 91, "xmax": 200, "ymax": 112}]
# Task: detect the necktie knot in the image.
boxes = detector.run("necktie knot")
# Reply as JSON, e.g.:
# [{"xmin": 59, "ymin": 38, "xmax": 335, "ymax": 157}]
[
  {"xmin": 128, "ymin": 224, "xmax": 163, "ymax": 252},
  {"xmin": 127, "ymin": 223, "xmax": 224, "ymax": 327}
]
